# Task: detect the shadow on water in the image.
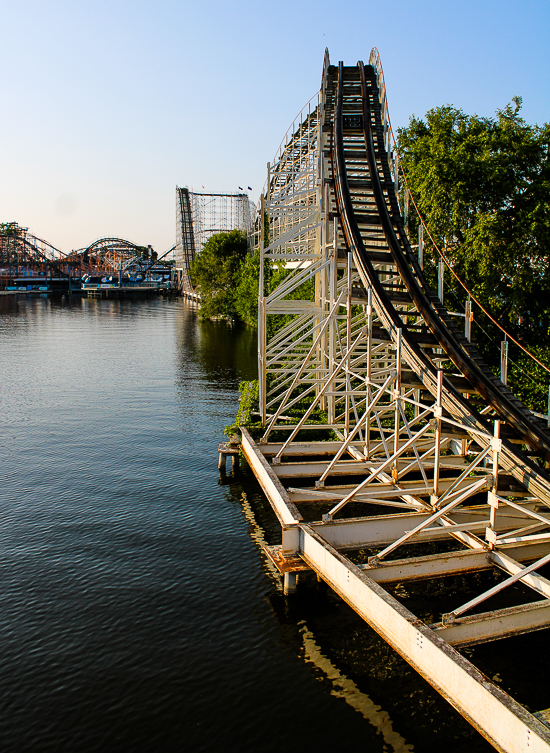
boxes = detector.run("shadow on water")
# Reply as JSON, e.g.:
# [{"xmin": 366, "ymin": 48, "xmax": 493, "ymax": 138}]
[{"xmin": 225, "ymin": 470, "xmax": 495, "ymax": 753}]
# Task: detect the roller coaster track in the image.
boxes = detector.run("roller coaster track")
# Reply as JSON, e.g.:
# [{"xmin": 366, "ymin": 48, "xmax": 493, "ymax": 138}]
[
  {"xmin": 68, "ymin": 237, "xmax": 152, "ymax": 274},
  {"xmin": 1, "ymin": 227, "xmax": 172, "ymax": 281},
  {"xmin": 332, "ymin": 60, "xmax": 550, "ymax": 502},
  {"xmin": 0, "ymin": 227, "xmax": 76, "ymax": 280},
  {"xmin": 243, "ymin": 50, "xmax": 550, "ymax": 751}
]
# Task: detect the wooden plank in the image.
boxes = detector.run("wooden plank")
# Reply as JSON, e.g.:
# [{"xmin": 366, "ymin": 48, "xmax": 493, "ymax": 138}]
[
  {"xmin": 288, "ymin": 475, "xmax": 489, "ymax": 502},
  {"xmin": 272, "ymin": 455, "xmax": 477, "ymax": 479},
  {"xmin": 262, "ymin": 544, "xmax": 310, "ymax": 573},
  {"xmin": 359, "ymin": 541, "xmax": 550, "ymax": 584},
  {"xmin": 308, "ymin": 510, "xmax": 537, "ymax": 551}
]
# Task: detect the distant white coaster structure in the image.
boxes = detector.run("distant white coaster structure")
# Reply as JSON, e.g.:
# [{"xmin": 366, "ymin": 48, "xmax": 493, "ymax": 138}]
[{"xmin": 174, "ymin": 187, "xmax": 255, "ymax": 292}]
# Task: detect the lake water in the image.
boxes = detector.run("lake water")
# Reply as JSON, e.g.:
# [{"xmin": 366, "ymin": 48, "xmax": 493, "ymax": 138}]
[{"xmin": 0, "ymin": 295, "xmax": 500, "ymax": 752}]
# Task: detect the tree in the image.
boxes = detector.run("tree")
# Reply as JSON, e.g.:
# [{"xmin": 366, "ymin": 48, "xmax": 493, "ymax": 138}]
[
  {"xmin": 233, "ymin": 250, "xmax": 316, "ymax": 332},
  {"xmin": 398, "ymin": 102, "xmax": 550, "ymax": 347},
  {"xmin": 0, "ymin": 222, "xmax": 21, "ymax": 236},
  {"xmin": 189, "ymin": 230, "xmax": 249, "ymax": 319},
  {"xmin": 235, "ymin": 249, "xmax": 261, "ymax": 327}
]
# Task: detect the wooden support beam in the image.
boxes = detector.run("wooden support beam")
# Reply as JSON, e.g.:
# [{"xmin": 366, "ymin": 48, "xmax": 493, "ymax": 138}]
[
  {"xmin": 272, "ymin": 454, "xmax": 480, "ymax": 479},
  {"xmin": 240, "ymin": 428, "xmax": 301, "ymax": 526},
  {"xmin": 308, "ymin": 510, "xmax": 536, "ymax": 551},
  {"xmin": 288, "ymin": 475, "xmax": 489, "ymax": 502},
  {"xmin": 360, "ymin": 540, "xmax": 550, "ymax": 584}
]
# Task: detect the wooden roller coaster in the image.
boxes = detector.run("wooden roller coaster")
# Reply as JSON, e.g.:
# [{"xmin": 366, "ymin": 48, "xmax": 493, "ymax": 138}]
[
  {"xmin": 242, "ymin": 50, "xmax": 550, "ymax": 751},
  {"xmin": 0, "ymin": 224, "xmax": 173, "ymax": 288}
]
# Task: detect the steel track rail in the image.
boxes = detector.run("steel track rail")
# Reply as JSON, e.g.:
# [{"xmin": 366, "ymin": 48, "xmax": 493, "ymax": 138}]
[
  {"xmin": 358, "ymin": 62, "xmax": 550, "ymax": 460},
  {"xmin": 331, "ymin": 61, "xmax": 550, "ymax": 505}
]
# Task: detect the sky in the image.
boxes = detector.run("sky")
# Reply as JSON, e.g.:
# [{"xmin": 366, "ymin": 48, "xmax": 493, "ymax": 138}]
[{"xmin": 1, "ymin": 0, "xmax": 549, "ymax": 254}]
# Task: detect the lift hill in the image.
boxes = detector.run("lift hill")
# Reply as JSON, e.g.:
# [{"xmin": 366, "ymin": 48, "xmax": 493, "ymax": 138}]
[{"xmin": 239, "ymin": 49, "xmax": 550, "ymax": 752}]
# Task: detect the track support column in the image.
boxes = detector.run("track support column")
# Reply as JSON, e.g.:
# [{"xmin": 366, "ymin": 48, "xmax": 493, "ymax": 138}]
[
  {"xmin": 431, "ymin": 370, "xmax": 443, "ymax": 506},
  {"xmin": 283, "ymin": 572, "xmax": 297, "ymax": 595}
]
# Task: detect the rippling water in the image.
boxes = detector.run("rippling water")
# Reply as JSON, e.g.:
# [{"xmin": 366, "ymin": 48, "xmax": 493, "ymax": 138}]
[{"xmin": 0, "ymin": 295, "xmax": 498, "ymax": 752}]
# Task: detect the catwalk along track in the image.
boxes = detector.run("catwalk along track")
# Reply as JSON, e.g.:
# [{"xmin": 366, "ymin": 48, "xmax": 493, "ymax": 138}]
[{"xmin": 241, "ymin": 50, "xmax": 550, "ymax": 752}]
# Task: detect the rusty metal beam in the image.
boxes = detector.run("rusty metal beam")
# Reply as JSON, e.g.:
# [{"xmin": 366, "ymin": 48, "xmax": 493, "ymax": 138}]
[
  {"xmin": 431, "ymin": 601, "xmax": 550, "ymax": 647},
  {"xmin": 299, "ymin": 523, "xmax": 550, "ymax": 752}
]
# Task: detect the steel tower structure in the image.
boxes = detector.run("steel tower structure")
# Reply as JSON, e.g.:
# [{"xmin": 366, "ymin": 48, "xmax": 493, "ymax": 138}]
[{"xmin": 174, "ymin": 187, "xmax": 254, "ymax": 291}]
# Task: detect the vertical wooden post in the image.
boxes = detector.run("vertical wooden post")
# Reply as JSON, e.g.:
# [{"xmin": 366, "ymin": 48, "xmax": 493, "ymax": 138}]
[
  {"xmin": 317, "ymin": 125, "xmax": 327, "ymax": 413},
  {"xmin": 365, "ymin": 287, "xmax": 373, "ymax": 458},
  {"xmin": 328, "ymin": 217, "xmax": 338, "ymax": 426},
  {"xmin": 465, "ymin": 297, "xmax": 472, "ymax": 342},
  {"xmin": 283, "ymin": 572, "xmax": 297, "ymax": 595},
  {"xmin": 501, "ymin": 339, "xmax": 508, "ymax": 385},
  {"xmin": 487, "ymin": 420, "xmax": 501, "ymax": 551},
  {"xmin": 432, "ymin": 370, "xmax": 443, "ymax": 506},
  {"xmin": 438, "ymin": 258, "xmax": 444, "ymax": 304},
  {"xmin": 418, "ymin": 224, "xmax": 424, "ymax": 270},
  {"xmin": 345, "ymin": 248, "xmax": 352, "ymax": 438},
  {"xmin": 258, "ymin": 192, "xmax": 267, "ymax": 426},
  {"xmin": 393, "ymin": 329, "xmax": 402, "ymax": 482},
  {"xmin": 393, "ymin": 152, "xmax": 399, "ymax": 208}
]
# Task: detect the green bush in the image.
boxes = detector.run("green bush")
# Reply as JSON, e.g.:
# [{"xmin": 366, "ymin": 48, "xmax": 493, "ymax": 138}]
[{"xmin": 189, "ymin": 230, "xmax": 249, "ymax": 320}]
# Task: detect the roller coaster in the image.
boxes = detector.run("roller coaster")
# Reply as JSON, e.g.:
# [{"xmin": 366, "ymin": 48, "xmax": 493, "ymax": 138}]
[
  {"xmin": 68, "ymin": 237, "xmax": 153, "ymax": 273},
  {"xmin": 242, "ymin": 50, "xmax": 550, "ymax": 751},
  {"xmin": 0, "ymin": 224, "xmax": 173, "ymax": 288}
]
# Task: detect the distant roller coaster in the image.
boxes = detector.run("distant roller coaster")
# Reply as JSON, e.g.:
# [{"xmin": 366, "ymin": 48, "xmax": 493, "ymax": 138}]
[
  {"xmin": 68, "ymin": 237, "xmax": 150, "ymax": 272},
  {"xmin": 0, "ymin": 223, "xmax": 174, "ymax": 288},
  {"xmin": 0, "ymin": 223, "xmax": 79, "ymax": 288},
  {"xmin": 174, "ymin": 187, "xmax": 255, "ymax": 291},
  {"xmin": 1, "ymin": 188, "xmax": 253, "ymax": 292}
]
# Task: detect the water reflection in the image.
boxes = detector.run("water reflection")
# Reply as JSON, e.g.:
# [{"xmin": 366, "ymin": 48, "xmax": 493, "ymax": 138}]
[
  {"xmin": 300, "ymin": 622, "xmax": 414, "ymax": 752},
  {"xmin": 238, "ymin": 483, "xmax": 412, "ymax": 750},
  {"xmin": 233, "ymin": 475, "xmax": 494, "ymax": 753},
  {"xmin": 175, "ymin": 303, "xmax": 257, "ymax": 387}
]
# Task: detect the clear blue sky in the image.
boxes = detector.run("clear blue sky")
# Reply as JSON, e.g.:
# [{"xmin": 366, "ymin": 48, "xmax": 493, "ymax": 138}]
[{"xmin": 2, "ymin": 0, "xmax": 549, "ymax": 253}]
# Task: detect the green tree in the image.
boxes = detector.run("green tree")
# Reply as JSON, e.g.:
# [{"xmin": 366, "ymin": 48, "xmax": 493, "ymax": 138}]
[
  {"xmin": 235, "ymin": 249, "xmax": 261, "ymax": 327},
  {"xmin": 0, "ymin": 222, "xmax": 21, "ymax": 236},
  {"xmin": 189, "ymin": 229, "xmax": 249, "ymax": 319},
  {"xmin": 398, "ymin": 101, "xmax": 550, "ymax": 347}
]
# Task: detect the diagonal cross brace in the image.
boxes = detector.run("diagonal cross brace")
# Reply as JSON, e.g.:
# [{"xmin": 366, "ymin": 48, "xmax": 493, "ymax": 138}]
[
  {"xmin": 368, "ymin": 476, "xmax": 489, "ymax": 564},
  {"xmin": 262, "ymin": 290, "xmax": 345, "ymax": 441},
  {"xmin": 444, "ymin": 550, "xmax": 550, "ymax": 623},
  {"xmin": 274, "ymin": 327, "xmax": 368, "ymax": 459},
  {"xmin": 325, "ymin": 421, "xmax": 434, "ymax": 520},
  {"xmin": 316, "ymin": 371, "xmax": 396, "ymax": 486}
]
